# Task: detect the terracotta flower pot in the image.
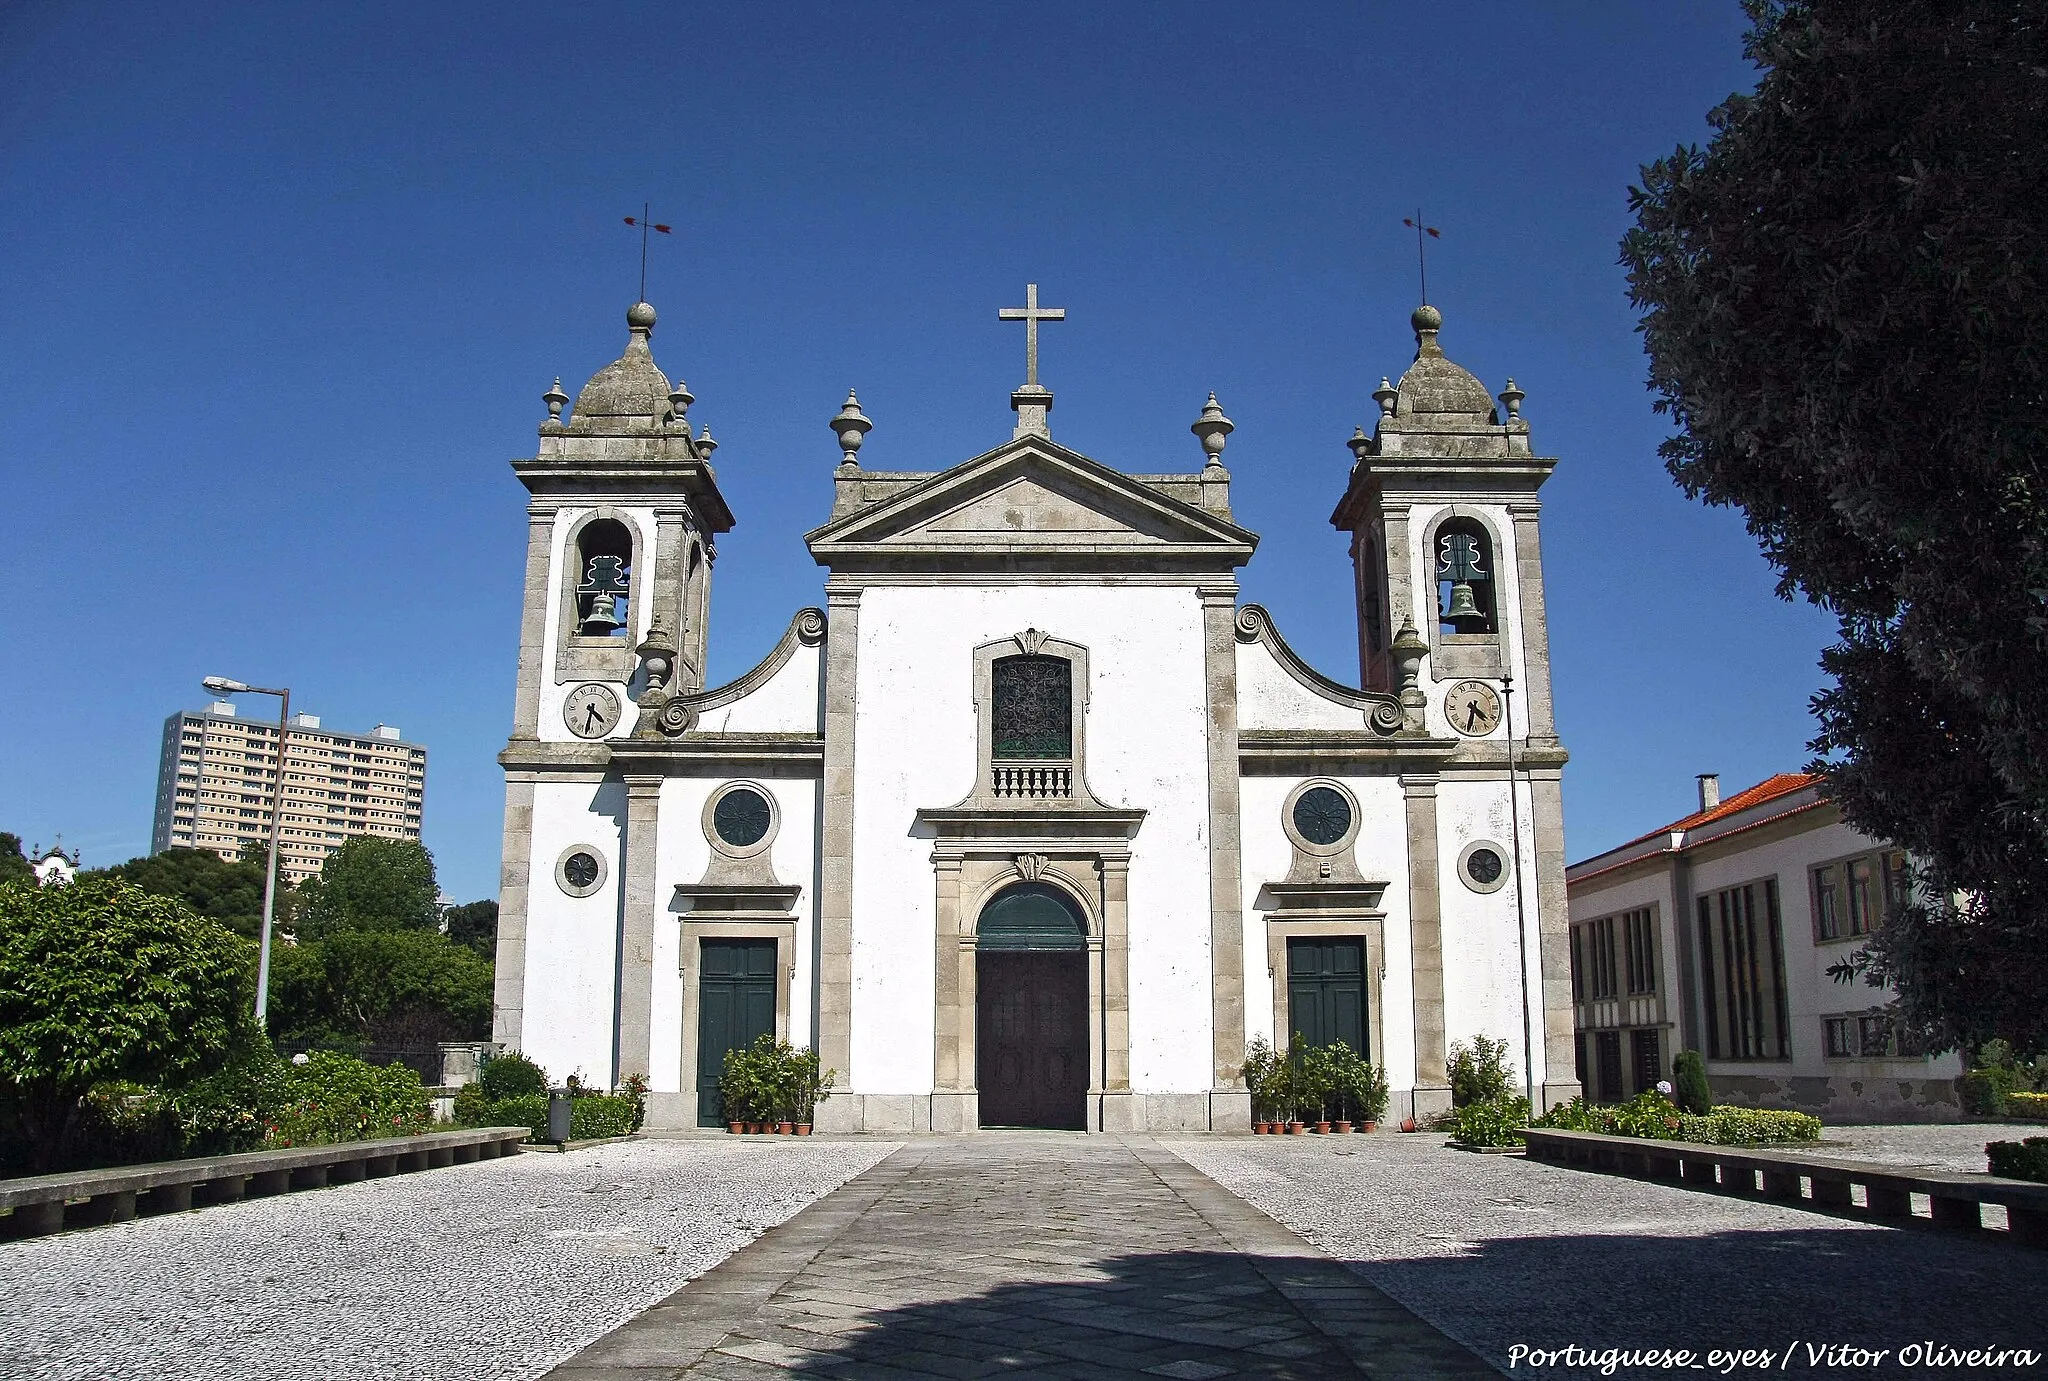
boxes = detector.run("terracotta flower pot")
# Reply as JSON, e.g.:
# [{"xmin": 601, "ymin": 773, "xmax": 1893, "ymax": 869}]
[
  {"xmin": 795, "ymin": 1124, "xmax": 812, "ymax": 1135},
  {"xmin": 1286, "ymin": 1121, "xmax": 1306, "ymax": 1135},
  {"xmin": 1314, "ymin": 1121, "xmax": 1332, "ymax": 1134},
  {"xmin": 1333, "ymin": 1121, "xmax": 1353, "ymax": 1134},
  {"xmin": 727, "ymin": 1121, "xmax": 744, "ymax": 1135},
  {"xmin": 776, "ymin": 1121, "xmax": 794, "ymax": 1135},
  {"xmin": 1399, "ymin": 1117, "xmax": 1418, "ymax": 1133},
  {"xmin": 1361, "ymin": 1120, "xmax": 1378, "ymax": 1133}
]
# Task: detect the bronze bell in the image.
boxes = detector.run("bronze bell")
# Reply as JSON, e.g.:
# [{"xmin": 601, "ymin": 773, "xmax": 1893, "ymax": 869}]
[
  {"xmin": 1444, "ymin": 581, "xmax": 1484, "ymax": 624},
  {"xmin": 580, "ymin": 596, "xmax": 622, "ymax": 636}
]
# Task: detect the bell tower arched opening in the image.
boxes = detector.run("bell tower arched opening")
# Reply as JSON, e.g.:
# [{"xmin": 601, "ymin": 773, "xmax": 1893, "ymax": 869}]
[{"xmin": 975, "ymin": 882, "xmax": 1088, "ymax": 1130}]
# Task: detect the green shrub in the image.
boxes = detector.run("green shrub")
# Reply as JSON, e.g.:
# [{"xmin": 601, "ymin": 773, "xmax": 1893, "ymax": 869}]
[
  {"xmin": 1960, "ymin": 1067, "xmax": 2018, "ymax": 1116},
  {"xmin": 719, "ymin": 1036, "xmax": 835, "ymax": 1124},
  {"xmin": 1987, "ymin": 1136, "xmax": 2048, "ymax": 1183},
  {"xmin": 170, "ymin": 1019, "xmax": 289, "ymax": 1155},
  {"xmin": 1535, "ymin": 1091, "xmax": 1682, "ymax": 1139},
  {"xmin": 1330, "ymin": 1045, "xmax": 1390, "ymax": 1123},
  {"xmin": 2005, "ymin": 1091, "xmax": 2048, "ymax": 1120},
  {"xmin": 1446, "ymin": 1095, "xmax": 1530, "ymax": 1147},
  {"xmin": 479, "ymin": 1051, "xmax": 549, "ymax": 1102},
  {"xmin": 1288, "ymin": 1040, "xmax": 1338, "ymax": 1123},
  {"xmin": 268, "ymin": 1051, "xmax": 431, "ymax": 1146},
  {"xmin": 489, "ymin": 1094, "xmax": 549, "ymax": 1141},
  {"xmin": 571, "ymin": 1094, "xmax": 638, "ymax": 1140},
  {"xmin": 1677, "ymin": 1106, "xmax": 1822, "ymax": 1146},
  {"xmin": 1672, "ymin": 1049, "xmax": 1713, "ymax": 1116},
  {"xmin": 1447, "ymin": 1036, "xmax": 1515, "ymax": 1107}
]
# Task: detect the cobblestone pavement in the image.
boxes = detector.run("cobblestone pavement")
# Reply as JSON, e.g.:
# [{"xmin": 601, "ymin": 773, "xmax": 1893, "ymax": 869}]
[
  {"xmin": 548, "ymin": 1134, "xmax": 1496, "ymax": 1379},
  {"xmin": 1170, "ymin": 1134, "xmax": 2048, "ymax": 1380},
  {"xmin": 0, "ymin": 1138, "xmax": 895, "ymax": 1381}
]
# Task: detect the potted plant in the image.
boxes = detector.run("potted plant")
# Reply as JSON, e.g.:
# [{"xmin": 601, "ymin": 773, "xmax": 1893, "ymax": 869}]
[
  {"xmin": 1241, "ymin": 1036, "xmax": 1277, "ymax": 1133},
  {"xmin": 1300, "ymin": 1044, "xmax": 1335, "ymax": 1133},
  {"xmin": 789, "ymin": 1044, "xmax": 835, "ymax": 1134},
  {"xmin": 1341, "ymin": 1051, "xmax": 1390, "ymax": 1133},
  {"xmin": 1282, "ymin": 1040, "xmax": 1311, "ymax": 1133},
  {"xmin": 720, "ymin": 1043, "xmax": 756, "ymax": 1133}
]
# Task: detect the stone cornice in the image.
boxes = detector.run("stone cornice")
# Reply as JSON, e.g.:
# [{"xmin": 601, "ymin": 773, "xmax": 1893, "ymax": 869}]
[{"xmin": 1237, "ymin": 730, "xmax": 1459, "ymax": 774}]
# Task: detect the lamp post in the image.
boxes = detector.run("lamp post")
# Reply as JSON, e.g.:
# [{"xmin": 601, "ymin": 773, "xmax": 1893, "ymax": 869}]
[
  {"xmin": 202, "ymin": 675, "xmax": 289, "ymax": 1025},
  {"xmin": 1501, "ymin": 672, "xmax": 1536, "ymax": 1112}
]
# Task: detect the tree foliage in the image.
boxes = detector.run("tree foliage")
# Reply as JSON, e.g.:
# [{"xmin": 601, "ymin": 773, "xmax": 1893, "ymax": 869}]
[
  {"xmin": 89, "ymin": 847, "xmax": 277, "ymax": 940},
  {"xmin": 267, "ymin": 928, "xmax": 492, "ymax": 1055},
  {"xmin": 1622, "ymin": 0, "xmax": 2048, "ymax": 1054},
  {"xmin": 444, "ymin": 898, "xmax": 498, "ymax": 960},
  {"xmin": 298, "ymin": 836, "xmax": 440, "ymax": 940},
  {"xmin": 0, "ymin": 834, "xmax": 32, "ymax": 887},
  {"xmin": 0, "ymin": 878, "xmax": 249, "ymax": 1170}
]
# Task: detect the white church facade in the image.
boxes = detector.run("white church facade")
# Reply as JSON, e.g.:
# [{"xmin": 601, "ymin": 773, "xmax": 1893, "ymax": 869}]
[{"xmin": 492, "ymin": 292, "xmax": 1579, "ymax": 1132}]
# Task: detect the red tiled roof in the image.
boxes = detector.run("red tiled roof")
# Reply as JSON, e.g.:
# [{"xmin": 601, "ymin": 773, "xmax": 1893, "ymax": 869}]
[{"xmin": 1619, "ymin": 772, "xmax": 1824, "ymax": 852}]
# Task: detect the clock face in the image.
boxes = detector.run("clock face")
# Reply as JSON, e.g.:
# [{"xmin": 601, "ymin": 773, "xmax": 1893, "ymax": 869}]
[
  {"xmin": 1444, "ymin": 680, "xmax": 1503, "ymax": 737},
  {"xmin": 563, "ymin": 683, "xmax": 622, "ymax": 739}
]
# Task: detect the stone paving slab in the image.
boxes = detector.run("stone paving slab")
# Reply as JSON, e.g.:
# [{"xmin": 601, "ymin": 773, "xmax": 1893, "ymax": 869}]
[
  {"xmin": 547, "ymin": 1134, "xmax": 1494, "ymax": 1380},
  {"xmin": 1172, "ymin": 1134, "xmax": 2048, "ymax": 1380}
]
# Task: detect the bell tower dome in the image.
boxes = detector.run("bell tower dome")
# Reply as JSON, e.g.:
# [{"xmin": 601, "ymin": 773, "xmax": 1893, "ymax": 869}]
[{"xmin": 506, "ymin": 301, "xmax": 735, "ymax": 743}]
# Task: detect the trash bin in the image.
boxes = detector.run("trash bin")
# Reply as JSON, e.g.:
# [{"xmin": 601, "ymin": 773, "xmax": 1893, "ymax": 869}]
[{"xmin": 547, "ymin": 1089, "xmax": 573, "ymax": 1144}]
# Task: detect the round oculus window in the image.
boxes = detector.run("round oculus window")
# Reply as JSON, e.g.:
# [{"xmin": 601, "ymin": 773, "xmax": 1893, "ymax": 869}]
[
  {"xmin": 563, "ymin": 851, "xmax": 601, "ymax": 890},
  {"xmin": 1465, "ymin": 846, "xmax": 1504, "ymax": 887},
  {"xmin": 712, "ymin": 788, "xmax": 772, "ymax": 848},
  {"xmin": 1291, "ymin": 786, "xmax": 1353, "ymax": 847}
]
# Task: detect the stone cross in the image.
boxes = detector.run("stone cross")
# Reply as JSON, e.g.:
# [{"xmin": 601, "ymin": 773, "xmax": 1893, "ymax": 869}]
[{"xmin": 999, "ymin": 283, "xmax": 1065, "ymax": 387}]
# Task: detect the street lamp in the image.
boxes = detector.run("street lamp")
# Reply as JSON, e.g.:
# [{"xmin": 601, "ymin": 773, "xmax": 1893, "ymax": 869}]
[{"xmin": 203, "ymin": 676, "xmax": 290, "ymax": 1025}]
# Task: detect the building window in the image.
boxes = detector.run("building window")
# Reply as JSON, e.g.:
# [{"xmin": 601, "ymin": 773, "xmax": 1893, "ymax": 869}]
[
  {"xmin": 1624, "ymin": 908, "xmax": 1657, "ymax": 995},
  {"xmin": 1844, "ymin": 857, "xmax": 1875, "ymax": 936},
  {"xmin": 1696, "ymin": 879, "xmax": 1792, "ymax": 1061},
  {"xmin": 1823, "ymin": 1016, "xmax": 1853, "ymax": 1058},
  {"xmin": 572, "ymin": 518, "xmax": 634, "ymax": 637},
  {"xmin": 1630, "ymin": 1028, "xmax": 1662, "ymax": 1096},
  {"xmin": 1594, "ymin": 1030, "xmax": 1624, "ymax": 1103},
  {"xmin": 1813, "ymin": 864, "xmax": 1841, "ymax": 941},
  {"xmin": 1589, "ymin": 917, "xmax": 1618, "ymax": 999},
  {"xmin": 1569, "ymin": 927, "xmax": 1584, "ymax": 1004},
  {"xmin": 991, "ymin": 655, "xmax": 1072, "ymax": 759},
  {"xmin": 1814, "ymin": 848, "xmax": 1911, "ymax": 942}
]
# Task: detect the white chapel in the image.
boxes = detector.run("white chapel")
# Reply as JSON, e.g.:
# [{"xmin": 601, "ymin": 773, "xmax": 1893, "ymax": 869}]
[{"xmin": 492, "ymin": 291, "xmax": 1580, "ymax": 1132}]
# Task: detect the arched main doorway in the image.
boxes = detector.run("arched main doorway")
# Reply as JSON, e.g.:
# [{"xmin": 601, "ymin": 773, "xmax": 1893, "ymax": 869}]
[{"xmin": 975, "ymin": 882, "xmax": 1088, "ymax": 1129}]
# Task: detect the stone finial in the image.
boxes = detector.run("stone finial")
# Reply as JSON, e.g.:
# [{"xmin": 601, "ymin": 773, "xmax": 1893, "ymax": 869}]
[
  {"xmin": 1498, "ymin": 377, "xmax": 1525, "ymax": 421},
  {"xmin": 634, "ymin": 615, "xmax": 679, "ymax": 705},
  {"xmin": 627, "ymin": 300, "xmax": 657, "ymax": 332},
  {"xmin": 830, "ymin": 390, "xmax": 872, "ymax": 469},
  {"xmin": 1373, "ymin": 376, "xmax": 1398, "ymax": 419},
  {"xmin": 1411, "ymin": 303, "xmax": 1443, "ymax": 356},
  {"xmin": 1191, "ymin": 392, "xmax": 1234, "ymax": 468},
  {"xmin": 543, "ymin": 377, "xmax": 568, "ymax": 420},
  {"xmin": 669, "ymin": 379, "xmax": 695, "ymax": 423},
  {"xmin": 1391, "ymin": 616, "xmax": 1430, "ymax": 730},
  {"xmin": 1346, "ymin": 426, "xmax": 1372, "ymax": 464},
  {"xmin": 695, "ymin": 425, "xmax": 718, "ymax": 460}
]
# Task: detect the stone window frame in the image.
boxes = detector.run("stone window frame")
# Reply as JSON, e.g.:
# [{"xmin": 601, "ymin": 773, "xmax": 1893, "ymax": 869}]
[
  {"xmin": 555, "ymin": 508, "xmax": 649, "ymax": 683},
  {"xmin": 1420, "ymin": 506, "xmax": 1506, "ymax": 678},
  {"xmin": 968, "ymin": 632, "xmax": 1104, "ymax": 807},
  {"xmin": 1281, "ymin": 778, "xmax": 1362, "ymax": 860},
  {"xmin": 702, "ymin": 779, "xmax": 782, "ymax": 863},
  {"xmin": 554, "ymin": 843, "xmax": 609, "ymax": 899},
  {"xmin": 1456, "ymin": 838, "xmax": 1511, "ymax": 895}
]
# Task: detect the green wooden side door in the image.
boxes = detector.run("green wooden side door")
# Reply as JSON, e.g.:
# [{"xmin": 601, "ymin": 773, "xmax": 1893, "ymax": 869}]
[
  {"xmin": 1285, "ymin": 936, "xmax": 1366, "ymax": 1055},
  {"xmin": 697, "ymin": 938, "xmax": 777, "ymax": 1127}
]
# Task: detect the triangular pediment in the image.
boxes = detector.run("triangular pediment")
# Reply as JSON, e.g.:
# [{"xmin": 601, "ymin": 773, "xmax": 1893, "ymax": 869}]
[{"xmin": 806, "ymin": 437, "xmax": 1258, "ymax": 573}]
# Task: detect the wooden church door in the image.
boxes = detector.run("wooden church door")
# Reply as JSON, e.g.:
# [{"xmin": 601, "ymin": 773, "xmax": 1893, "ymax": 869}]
[
  {"xmin": 975, "ymin": 882, "xmax": 1088, "ymax": 1129},
  {"xmin": 1285, "ymin": 935, "xmax": 1366, "ymax": 1054},
  {"xmin": 697, "ymin": 938, "xmax": 776, "ymax": 1127}
]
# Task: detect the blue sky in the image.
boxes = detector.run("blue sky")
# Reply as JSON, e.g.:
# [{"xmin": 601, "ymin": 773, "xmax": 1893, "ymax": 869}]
[{"xmin": 0, "ymin": 2, "xmax": 1834, "ymax": 903}]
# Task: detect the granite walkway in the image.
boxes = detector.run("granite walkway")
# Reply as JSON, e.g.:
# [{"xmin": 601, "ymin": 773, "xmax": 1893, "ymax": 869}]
[{"xmin": 545, "ymin": 1134, "xmax": 1495, "ymax": 1380}]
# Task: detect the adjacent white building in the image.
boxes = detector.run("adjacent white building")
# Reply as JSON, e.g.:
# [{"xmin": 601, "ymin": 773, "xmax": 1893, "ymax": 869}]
[
  {"xmin": 1565, "ymin": 772, "xmax": 1962, "ymax": 1122},
  {"xmin": 493, "ymin": 294, "xmax": 1581, "ymax": 1132}
]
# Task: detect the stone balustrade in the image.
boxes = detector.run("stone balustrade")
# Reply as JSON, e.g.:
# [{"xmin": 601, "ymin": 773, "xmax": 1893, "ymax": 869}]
[
  {"xmin": 990, "ymin": 761, "xmax": 1072, "ymax": 799},
  {"xmin": 0, "ymin": 1125, "xmax": 531, "ymax": 1241},
  {"xmin": 1520, "ymin": 1127, "xmax": 2047, "ymax": 1247}
]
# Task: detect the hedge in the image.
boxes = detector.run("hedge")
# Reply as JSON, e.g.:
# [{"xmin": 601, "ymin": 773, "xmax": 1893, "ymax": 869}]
[
  {"xmin": 1987, "ymin": 1136, "xmax": 2048, "ymax": 1183},
  {"xmin": 1533, "ymin": 1092, "xmax": 1819, "ymax": 1146},
  {"xmin": 451, "ymin": 1086, "xmax": 640, "ymax": 1142},
  {"xmin": 2005, "ymin": 1091, "xmax": 2048, "ymax": 1121}
]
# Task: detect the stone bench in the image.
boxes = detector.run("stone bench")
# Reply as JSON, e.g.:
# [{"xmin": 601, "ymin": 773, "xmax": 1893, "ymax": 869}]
[
  {"xmin": 1519, "ymin": 1127, "xmax": 2048, "ymax": 1246},
  {"xmin": 0, "ymin": 1125, "xmax": 531, "ymax": 1240}
]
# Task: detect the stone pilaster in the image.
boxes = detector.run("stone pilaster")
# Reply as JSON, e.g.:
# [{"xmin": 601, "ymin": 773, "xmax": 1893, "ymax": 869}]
[
  {"xmin": 491, "ymin": 777, "xmax": 536, "ymax": 1049},
  {"xmin": 932, "ymin": 856, "xmax": 965, "ymax": 1093},
  {"xmin": 1403, "ymin": 772, "xmax": 1451, "ymax": 1114},
  {"xmin": 615, "ymin": 773, "xmax": 664, "ymax": 1085},
  {"xmin": 1199, "ymin": 587, "xmax": 1248, "ymax": 1123},
  {"xmin": 1529, "ymin": 769, "xmax": 1582, "ymax": 1108},
  {"xmin": 511, "ymin": 507, "xmax": 555, "ymax": 738},
  {"xmin": 1509, "ymin": 503, "xmax": 1557, "ymax": 745},
  {"xmin": 815, "ymin": 587, "xmax": 861, "ymax": 1120}
]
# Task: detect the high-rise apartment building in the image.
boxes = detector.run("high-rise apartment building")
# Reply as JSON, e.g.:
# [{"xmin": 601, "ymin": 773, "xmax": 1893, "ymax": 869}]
[{"xmin": 151, "ymin": 702, "xmax": 426, "ymax": 884}]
